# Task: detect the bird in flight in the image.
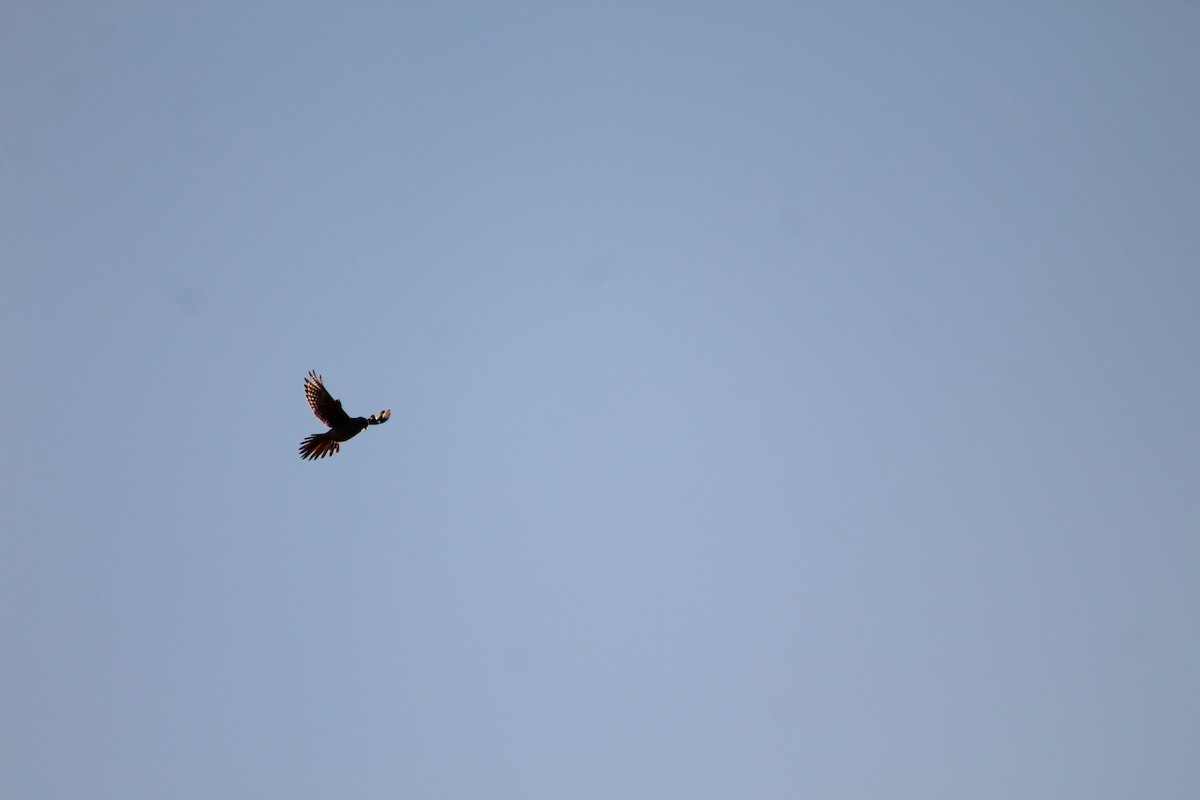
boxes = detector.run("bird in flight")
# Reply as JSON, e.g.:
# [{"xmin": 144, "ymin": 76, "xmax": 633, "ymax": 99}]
[{"xmin": 299, "ymin": 370, "xmax": 390, "ymax": 460}]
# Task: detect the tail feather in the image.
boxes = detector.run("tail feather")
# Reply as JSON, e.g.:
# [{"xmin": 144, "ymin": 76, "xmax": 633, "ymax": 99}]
[{"xmin": 299, "ymin": 433, "xmax": 341, "ymax": 460}]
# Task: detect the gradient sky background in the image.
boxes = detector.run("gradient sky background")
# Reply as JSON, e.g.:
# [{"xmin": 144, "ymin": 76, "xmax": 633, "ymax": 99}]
[{"xmin": 3, "ymin": 2, "xmax": 1199, "ymax": 798}]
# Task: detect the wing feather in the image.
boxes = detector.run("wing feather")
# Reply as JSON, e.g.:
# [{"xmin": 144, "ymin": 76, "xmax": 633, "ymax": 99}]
[{"xmin": 304, "ymin": 370, "xmax": 354, "ymax": 428}]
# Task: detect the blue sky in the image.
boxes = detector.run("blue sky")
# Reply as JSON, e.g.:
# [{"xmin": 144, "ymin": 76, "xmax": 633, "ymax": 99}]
[{"xmin": 3, "ymin": 2, "xmax": 1199, "ymax": 797}]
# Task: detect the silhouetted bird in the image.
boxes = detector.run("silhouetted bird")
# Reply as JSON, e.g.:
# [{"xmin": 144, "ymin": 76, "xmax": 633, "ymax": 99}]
[{"xmin": 299, "ymin": 370, "xmax": 390, "ymax": 460}]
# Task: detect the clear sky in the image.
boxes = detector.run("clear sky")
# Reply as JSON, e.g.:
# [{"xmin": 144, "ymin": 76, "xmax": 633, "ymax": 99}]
[{"xmin": 3, "ymin": 2, "xmax": 1199, "ymax": 797}]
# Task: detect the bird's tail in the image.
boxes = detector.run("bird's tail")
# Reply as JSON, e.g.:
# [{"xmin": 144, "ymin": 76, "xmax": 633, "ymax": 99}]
[{"xmin": 299, "ymin": 432, "xmax": 341, "ymax": 460}]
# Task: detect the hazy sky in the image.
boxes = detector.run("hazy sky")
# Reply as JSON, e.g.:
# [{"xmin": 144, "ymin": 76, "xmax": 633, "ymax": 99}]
[{"xmin": 3, "ymin": 2, "xmax": 1199, "ymax": 798}]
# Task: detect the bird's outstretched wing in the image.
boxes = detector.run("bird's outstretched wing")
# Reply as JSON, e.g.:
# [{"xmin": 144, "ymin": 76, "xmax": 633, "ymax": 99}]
[{"xmin": 304, "ymin": 370, "xmax": 354, "ymax": 429}]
